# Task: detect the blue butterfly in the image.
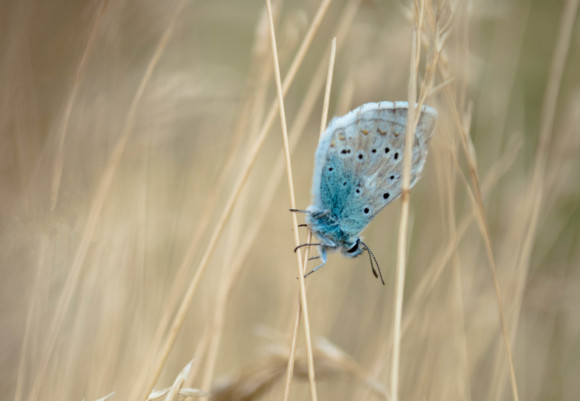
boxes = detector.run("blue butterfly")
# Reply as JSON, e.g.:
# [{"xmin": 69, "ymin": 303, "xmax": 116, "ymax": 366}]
[{"xmin": 293, "ymin": 101, "xmax": 438, "ymax": 284}]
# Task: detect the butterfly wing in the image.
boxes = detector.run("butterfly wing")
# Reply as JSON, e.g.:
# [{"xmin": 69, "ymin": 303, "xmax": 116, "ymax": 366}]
[{"xmin": 311, "ymin": 101, "xmax": 437, "ymax": 238}]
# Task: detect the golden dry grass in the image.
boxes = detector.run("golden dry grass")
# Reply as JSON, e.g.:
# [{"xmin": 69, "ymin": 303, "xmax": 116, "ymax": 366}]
[{"xmin": 1, "ymin": 0, "xmax": 579, "ymax": 400}]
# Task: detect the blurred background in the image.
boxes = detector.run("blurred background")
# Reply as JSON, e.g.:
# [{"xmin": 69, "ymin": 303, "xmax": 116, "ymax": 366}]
[{"xmin": 1, "ymin": 0, "xmax": 579, "ymax": 400}]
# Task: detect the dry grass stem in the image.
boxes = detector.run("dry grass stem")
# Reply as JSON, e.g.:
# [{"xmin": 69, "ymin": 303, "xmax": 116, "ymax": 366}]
[
  {"xmin": 391, "ymin": 1, "xmax": 426, "ymax": 399},
  {"xmin": 320, "ymin": 38, "xmax": 336, "ymax": 134},
  {"xmin": 265, "ymin": 0, "xmax": 318, "ymax": 399},
  {"xmin": 281, "ymin": 35, "xmax": 336, "ymax": 401}
]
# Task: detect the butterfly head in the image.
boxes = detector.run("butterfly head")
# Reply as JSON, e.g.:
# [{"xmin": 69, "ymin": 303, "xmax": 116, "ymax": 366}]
[
  {"xmin": 300, "ymin": 209, "xmax": 385, "ymax": 284},
  {"xmin": 341, "ymin": 237, "xmax": 363, "ymax": 258}
]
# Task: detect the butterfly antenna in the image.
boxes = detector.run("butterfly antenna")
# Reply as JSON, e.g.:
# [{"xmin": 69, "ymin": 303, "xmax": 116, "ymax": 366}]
[
  {"xmin": 360, "ymin": 241, "xmax": 385, "ymax": 285},
  {"xmin": 289, "ymin": 208, "xmax": 310, "ymax": 214}
]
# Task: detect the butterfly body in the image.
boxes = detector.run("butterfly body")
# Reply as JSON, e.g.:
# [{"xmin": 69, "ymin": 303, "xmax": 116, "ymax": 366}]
[{"xmin": 303, "ymin": 101, "xmax": 438, "ymax": 279}]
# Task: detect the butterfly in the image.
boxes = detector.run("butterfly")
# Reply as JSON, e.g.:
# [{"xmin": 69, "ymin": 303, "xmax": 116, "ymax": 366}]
[{"xmin": 293, "ymin": 101, "xmax": 438, "ymax": 284}]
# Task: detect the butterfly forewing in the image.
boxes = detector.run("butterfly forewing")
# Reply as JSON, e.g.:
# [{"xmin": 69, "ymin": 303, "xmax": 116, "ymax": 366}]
[{"xmin": 313, "ymin": 101, "xmax": 437, "ymax": 237}]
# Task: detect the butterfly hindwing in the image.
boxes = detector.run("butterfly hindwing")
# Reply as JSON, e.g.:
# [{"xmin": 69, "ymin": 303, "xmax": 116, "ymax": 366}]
[{"xmin": 313, "ymin": 101, "xmax": 437, "ymax": 237}]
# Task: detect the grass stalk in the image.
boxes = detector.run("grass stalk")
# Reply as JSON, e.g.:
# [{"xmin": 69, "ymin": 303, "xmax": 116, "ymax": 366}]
[
  {"xmin": 265, "ymin": 0, "xmax": 319, "ymax": 399},
  {"xmin": 281, "ymin": 36, "xmax": 336, "ymax": 401},
  {"xmin": 390, "ymin": 1, "xmax": 424, "ymax": 398}
]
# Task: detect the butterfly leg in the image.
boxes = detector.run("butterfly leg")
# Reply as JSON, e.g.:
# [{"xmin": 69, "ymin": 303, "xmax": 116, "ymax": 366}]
[
  {"xmin": 294, "ymin": 243, "xmax": 322, "ymax": 253},
  {"xmin": 289, "ymin": 208, "xmax": 310, "ymax": 214},
  {"xmin": 304, "ymin": 247, "xmax": 327, "ymax": 278}
]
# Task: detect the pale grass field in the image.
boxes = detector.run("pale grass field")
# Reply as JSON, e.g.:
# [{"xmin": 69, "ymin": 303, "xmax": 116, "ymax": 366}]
[{"xmin": 1, "ymin": 0, "xmax": 579, "ymax": 400}]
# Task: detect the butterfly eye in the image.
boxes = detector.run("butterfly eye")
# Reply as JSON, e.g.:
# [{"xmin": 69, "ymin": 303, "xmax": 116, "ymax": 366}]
[{"xmin": 346, "ymin": 241, "xmax": 359, "ymax": 254}]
